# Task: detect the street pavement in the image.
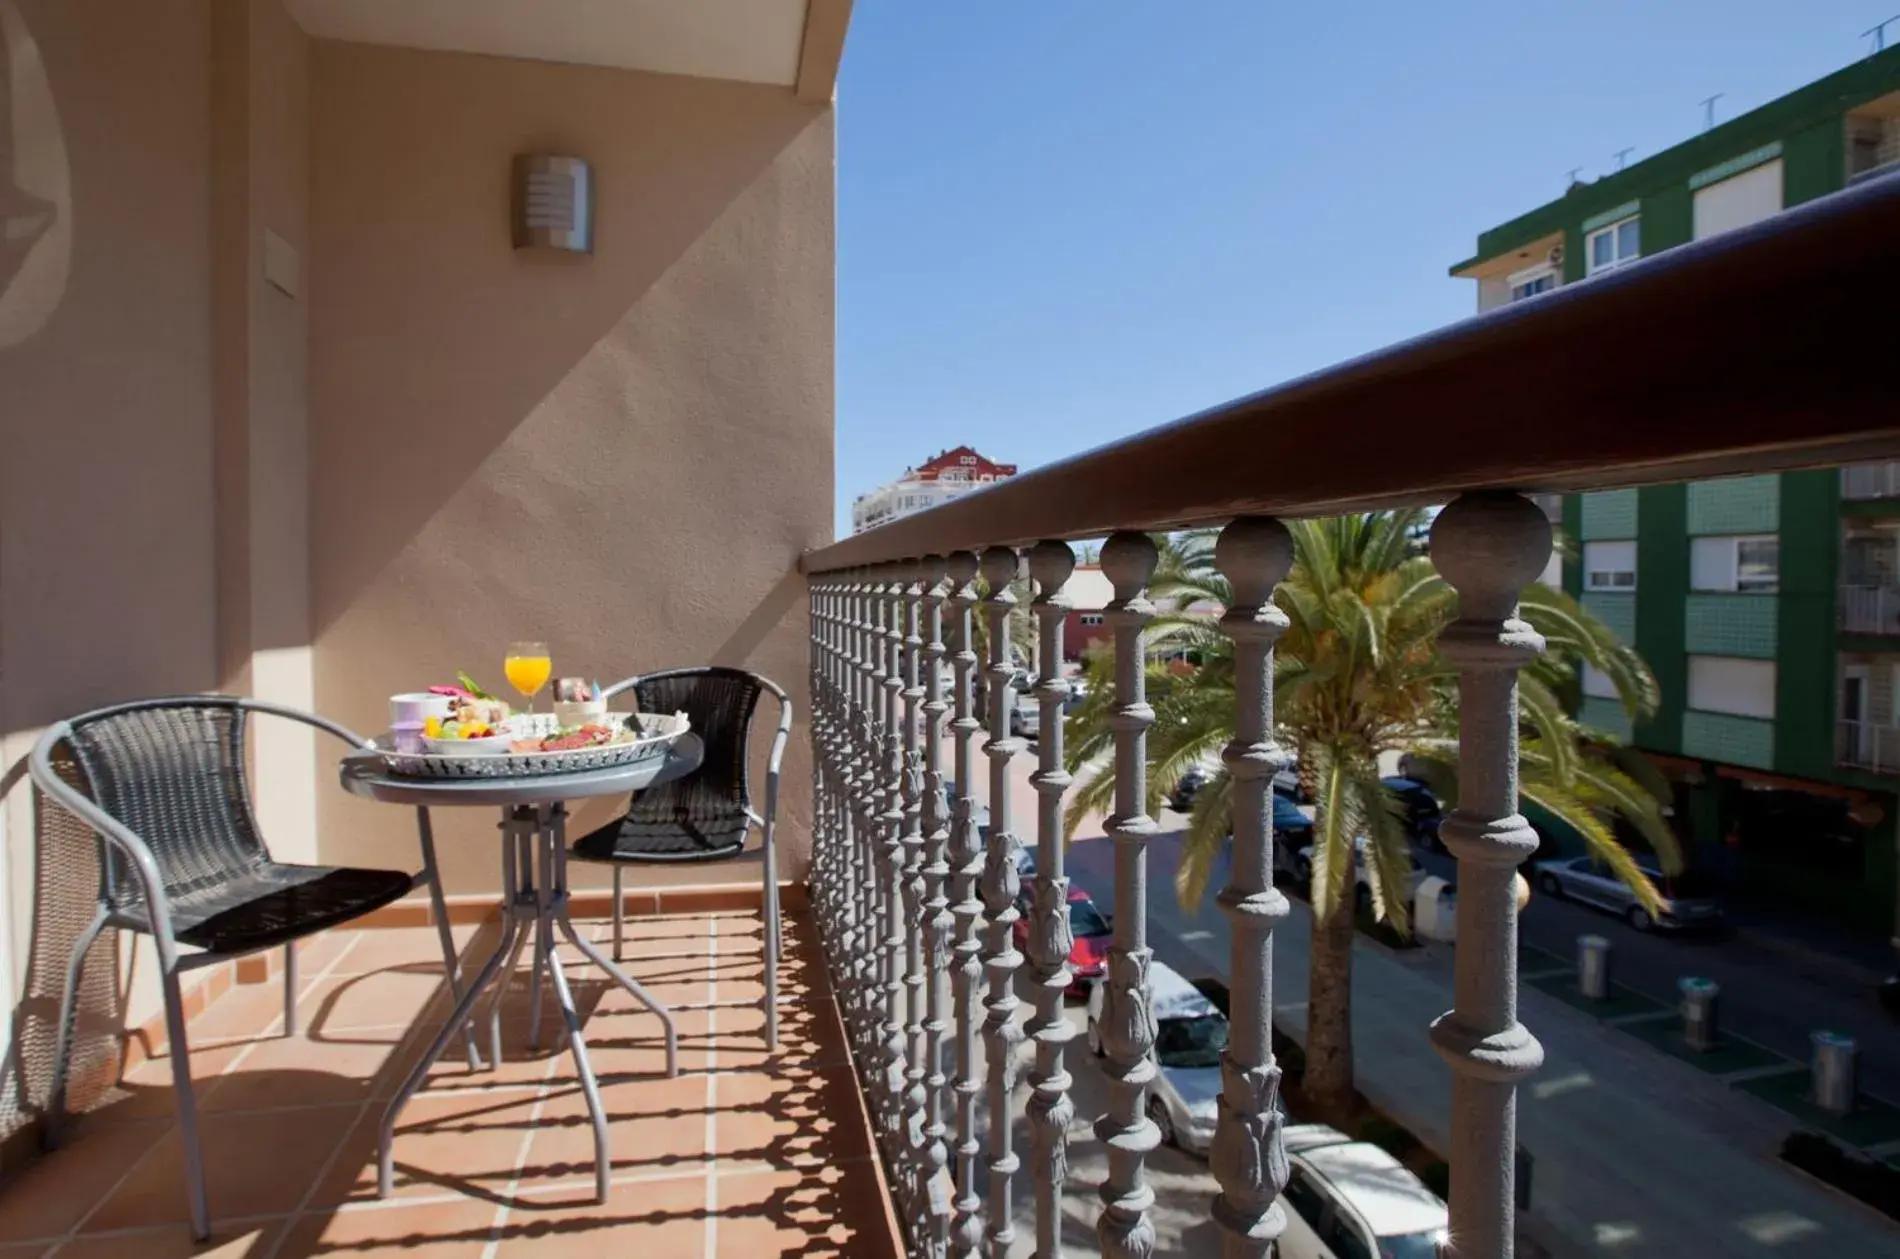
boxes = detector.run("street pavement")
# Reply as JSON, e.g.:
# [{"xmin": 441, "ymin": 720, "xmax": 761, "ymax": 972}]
[
  {"xmin": 972, "ymin": 732, "xmax": 1900, "ymax": 1257},
  {"xmin": 1435, "ymin": 846, "xmax": 1900, "ymax": 1101},
  {"xmin": 1059, "ymin": 823, "xmax": 1900, "ymax": 1258}
]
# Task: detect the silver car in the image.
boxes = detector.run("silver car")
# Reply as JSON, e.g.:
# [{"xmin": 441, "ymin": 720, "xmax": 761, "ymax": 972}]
[
  {"xmin": 1085, "ymin": 961, "xmax": 1229, "ymax": 1155},
  {"xmin": 1531, "ymin": 855, "xmax": 1724, "ymax": 932},
  {"xmin": 1008, "ymin": 671, "xmax": 1077, "ymax": 739}
]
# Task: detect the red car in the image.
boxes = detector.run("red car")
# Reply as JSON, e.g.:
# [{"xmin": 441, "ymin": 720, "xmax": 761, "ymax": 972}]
[{"xmin": 1012, "ymin": 884, "xmax": 1114, "ymax": 995}]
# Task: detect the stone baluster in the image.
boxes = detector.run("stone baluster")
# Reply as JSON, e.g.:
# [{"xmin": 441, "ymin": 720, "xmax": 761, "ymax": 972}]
[
  {"xmin": 921, "ymin": 555, "xmax": 955, "ymax": 1254},
  {"xmin": 823, "ymin": 580, "xmax": 846, "ymax": 1012},
  {"xmin": 809, "ymin": 582, "xmax": 830, "ymax": 951},
  {"xmin": 880, "ymin": 567, "xmax": 910, "ymax": 1168},
  {"xmin": 978, "ymin": 545, "xmax": 1025, "ymax": 1259},
  {"xmin": 900, "ymin": 560, "xmax": 931, "ymax": 1240},
  {"xmin": 1428, "ymin": 492, "xmax": 1551, "ymax": 1259},
  {"xmin": 1209, "ymin": 520, "xmax": 1294, "ymax": 1259},
  {"xmin": 854, "ymin": 571, "xmax": 881, "ymax": 1060},
  {"xmin": 1095, "ymin": 531, "xmax": 1161, "ymax": 1259},
  {"xmin": 836, "ymin": 577, "xmax": 858, "ymax": 1040},
  {"xmin": 945, "ymin": 550, "xmax": 987, "ymax": 1259},
  {"xmin": 1025, "ymin": 540, "xmax": 1078, "ymax": 1259}
]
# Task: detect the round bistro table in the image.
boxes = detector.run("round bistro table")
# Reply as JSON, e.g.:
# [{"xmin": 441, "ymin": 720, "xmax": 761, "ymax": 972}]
[{"xmin": 337, "ymin": 733, "xmax": 705, "ymax": 1202}]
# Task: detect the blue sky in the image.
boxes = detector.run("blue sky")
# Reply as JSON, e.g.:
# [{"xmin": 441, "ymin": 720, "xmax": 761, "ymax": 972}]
[{"xmin": 833, "ymin": 1, "xmax": 1889, "ymax": 537}]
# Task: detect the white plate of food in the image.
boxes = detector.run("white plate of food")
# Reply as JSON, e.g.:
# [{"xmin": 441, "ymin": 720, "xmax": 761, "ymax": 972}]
[{"xmin": 383, "ymin": 701, "xmax": 689, "ymax": 779}]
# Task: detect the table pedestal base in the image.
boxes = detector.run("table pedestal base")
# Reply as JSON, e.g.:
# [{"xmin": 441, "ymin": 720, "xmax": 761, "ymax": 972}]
[{"xmin": 377, "ymin": 802, "xmax": 679, "ymax": 1202}]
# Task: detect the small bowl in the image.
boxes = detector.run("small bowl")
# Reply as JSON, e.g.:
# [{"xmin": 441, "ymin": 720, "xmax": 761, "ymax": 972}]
[
  {"xmin": 423, "ymin": 733, "xmax": 515, "ymax": 758},
  {"xmin": 391, "ymin": 692, "xmax": 453, "ymax": 726},
  {"xmin": 554, "ymin": 699, "xmax": 610, "ymax": 729}
]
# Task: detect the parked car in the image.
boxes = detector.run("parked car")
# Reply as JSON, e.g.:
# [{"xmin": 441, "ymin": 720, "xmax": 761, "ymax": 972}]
[
  {"xmin": 1005, "ymin": 670, "xmax": 1077, "ymax": 738},
  {"xmin": 1530, "ymin": 855, "xmax": 1724, "ymax": 932},
  {"xmin": 1011, "ymin": 883, "xmax": 1112, "ymax": 993},
  {"xmin": 1278, "ymin": 1124, "xmax": 1449, "ymax": 1259},
  {"xmin": 1282, "ymin": 835, "xmax": 1425, "ymax": 914},
  {"xmin": 1166, "ymin": 755, "xmax": 1221, "ymax": 813},
  {"xmin": 1085, "ymin": 961, "xmax": 1229, "ymax": 1155},
  {"xmin": 1381, "ymin": 775, "xmax": 1442, "ymax": 846}
]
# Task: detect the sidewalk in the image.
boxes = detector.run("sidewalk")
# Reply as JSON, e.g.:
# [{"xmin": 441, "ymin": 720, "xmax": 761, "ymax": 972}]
[{"xmin": 1065, "ymin": 833, "xmax": 1900, "ymax": 1259}]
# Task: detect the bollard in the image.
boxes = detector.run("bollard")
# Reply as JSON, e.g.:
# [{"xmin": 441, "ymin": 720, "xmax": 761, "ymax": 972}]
[
  {"xmin": 1577, "ymin": 934, "xmax": 1611, "ymax": 1001},
  {"xmin": 1812, "ymin": 1031, "xmax": 1858, "ymax": 1115},
  {"xmin": 1679, "ymin": 977, "xmax": 1719, "ymax": 1052}
]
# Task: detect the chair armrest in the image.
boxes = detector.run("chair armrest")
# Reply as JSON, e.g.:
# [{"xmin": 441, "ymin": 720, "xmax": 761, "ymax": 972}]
[
  {"xmin": 28, "ymin": 724, "xmax": 183, "ymax": 950},
  {"xmin": 237, "ymin": 698, "xmax": 374, "ymax": 750},
  {"xmin": 766, "ymin": 697, "xmax": 793, "ymax": 780},
  {"xmin": 600, "ymin": 675, "xmax": 642, "ymax": 705}
]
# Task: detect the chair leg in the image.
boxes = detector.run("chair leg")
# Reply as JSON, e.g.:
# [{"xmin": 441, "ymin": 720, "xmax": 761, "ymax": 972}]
[
  {"xmin": 763, "ymin": 829, "xmax": 781, "ymax": 1052},
  {"xmin": 612, "ymin": 867, "xmax": 625, "ymax": 962},
  {"xmin": 283, "ymin": 943, "xmax": 298, "ymax": 1037},
  {"xmin": 43, "ymin": 910, "xmax": 109, "ymax": 1152},
  {"xmin": 160, "ymin": 959, "xmax": 212, "ymax": 1241}
]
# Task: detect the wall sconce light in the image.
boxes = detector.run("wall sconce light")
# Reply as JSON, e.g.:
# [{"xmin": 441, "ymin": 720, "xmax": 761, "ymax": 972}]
[{"xmin": 512, "ymin": 155, "xmax": 592, "ymax": 254}]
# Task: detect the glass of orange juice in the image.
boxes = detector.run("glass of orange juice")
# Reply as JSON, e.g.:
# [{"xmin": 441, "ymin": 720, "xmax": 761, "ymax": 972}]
[{"xmin": 504, "ymin": 641, "xmax": 552, "ymax": 716}]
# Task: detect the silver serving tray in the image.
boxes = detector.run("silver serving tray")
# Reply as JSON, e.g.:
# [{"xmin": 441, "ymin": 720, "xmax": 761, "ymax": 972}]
[{"xmin": 377, "ymin": 711, "xmax": 688, "ymax": 779}]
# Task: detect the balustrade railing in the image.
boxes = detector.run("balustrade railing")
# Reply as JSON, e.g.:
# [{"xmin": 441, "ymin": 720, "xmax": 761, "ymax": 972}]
[
  {"xmin": 805, "ymin": 497, "xmax": 1550, "ymax": 1259},
  {"xmin": 1840, "ymin": 583, "xmax": 1900, "ymax": 636},
  {"xmin": 1841, "ymin": 462, "xmax": 1900, "ymax": 500},
  {"xmin": 802, "ymin": 171, "xmax": 1900, "ymax": 1258},
  {"xmin": 1837, "ymin": 717, "xmax": 1900, "ymax": 774}
]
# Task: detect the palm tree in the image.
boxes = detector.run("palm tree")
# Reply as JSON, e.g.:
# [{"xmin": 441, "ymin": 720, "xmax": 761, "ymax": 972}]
[{"xmin": 1063, "ymin": 513, "xmax": 1675, "ymax": 1119}]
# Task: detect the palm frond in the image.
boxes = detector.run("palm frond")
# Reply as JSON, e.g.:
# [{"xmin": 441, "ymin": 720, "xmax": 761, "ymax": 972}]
[
  {"xmin": 1517, "ymin": 777, "xmax": 1665, "ymax": 916},
  {"xmin": 1308, "ymin": 745, "xmax": 1361, "ymax": 922},
  {"xmin": 1177, "ymin": 770, "xmax": 1235, "ymax": 910},
  {"xmin": 1518, "ymin": 677, "xmax": 1579, "ymax": 787}
]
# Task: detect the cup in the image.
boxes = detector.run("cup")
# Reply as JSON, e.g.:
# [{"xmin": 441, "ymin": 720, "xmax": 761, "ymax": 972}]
[
  {"xmin": 390, "ymin": 721, "xmax": 427, "ymax": 754},
  {"xmin": 554, "ymin": 698, "xmax": 609, "ymax": 729},
  {"xmin": 390, "ymin": 692, "xmax": 452, "ymax": 727}
]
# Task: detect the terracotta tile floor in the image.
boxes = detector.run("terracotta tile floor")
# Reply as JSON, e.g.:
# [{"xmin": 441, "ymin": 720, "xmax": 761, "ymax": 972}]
[{"xmin": 0, "ymin": 908, "xmax": 900, "ymax": 1258}]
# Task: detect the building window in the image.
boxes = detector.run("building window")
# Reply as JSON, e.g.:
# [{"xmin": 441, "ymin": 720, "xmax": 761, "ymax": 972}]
[
  {"xmin": 1692, "ymin": 159, "xmax": 1782, "ymax": 240},
  {"xmin": 1687, "ymin": 655, "xmax": 1777, "ymax": 719},
  {"xmin": 1583, "ymin": 540, "xmax": 1637, "ymax": 591},
  {"xmin": 1079, "ymin": 613, "xmax": 1104, "ymax": 627},
  {"xmin": 1509, "ymin": 269, "xmax": 1556, "ymax": 302},
  {"xmin": 1586, "ymin": 216, "xmax": 1640, "ymax": 274},
  {"xmin": 1581, "ymin": 663, "xmax": 1619, "ymax": 699},
  {"xmin": 1690, "ymin": 534, "xmax": 1778, "ymax": 592}
]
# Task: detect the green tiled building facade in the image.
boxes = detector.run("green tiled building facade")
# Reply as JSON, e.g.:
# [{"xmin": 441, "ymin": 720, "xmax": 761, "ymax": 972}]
[{"xmin": 1454, "ymin": 49, "xmax": 1900, "ymax": 944}]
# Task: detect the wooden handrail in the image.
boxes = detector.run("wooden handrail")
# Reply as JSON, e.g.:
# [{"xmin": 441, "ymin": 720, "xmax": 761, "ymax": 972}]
[{"xmin": 807, "ymin": 170, "xmax": 1900, "ymax": 573}]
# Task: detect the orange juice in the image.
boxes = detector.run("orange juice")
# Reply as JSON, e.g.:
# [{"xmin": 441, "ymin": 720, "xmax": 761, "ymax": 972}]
[{"xmin": 504, "ymin": 653, "xmax": 551, "ymax": 698}]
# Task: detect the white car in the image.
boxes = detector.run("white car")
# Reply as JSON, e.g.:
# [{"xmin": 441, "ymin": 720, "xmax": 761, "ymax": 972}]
[
  {"xmin": 1085, "ymin": 961, "xmax": 1228, "ymax": 1155},
  {"xmin": 1279, "ymin": 1124, "xmax": 1448, "ymax": 1259}
]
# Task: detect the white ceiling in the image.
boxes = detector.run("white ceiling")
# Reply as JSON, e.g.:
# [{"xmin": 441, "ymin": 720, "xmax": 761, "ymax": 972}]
[{"xmin": 284, "ymin": 0, "xmax": 811, "ymax": 86}]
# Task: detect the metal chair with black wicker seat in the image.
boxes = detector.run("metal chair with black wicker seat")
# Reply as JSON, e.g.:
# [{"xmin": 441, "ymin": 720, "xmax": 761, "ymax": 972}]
[
  {"xmin": 27, "ymin": 695, "xmax": 473, "ymax": 1242},
  {"xmin": 565, "ymin": 666, "xmax": 792, "ymax": 1050}
]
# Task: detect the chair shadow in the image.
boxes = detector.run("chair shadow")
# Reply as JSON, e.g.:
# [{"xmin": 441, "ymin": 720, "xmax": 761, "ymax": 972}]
[{"xmin": 5, "ymin": 897, "xmax": 868, "ymax": 1253}]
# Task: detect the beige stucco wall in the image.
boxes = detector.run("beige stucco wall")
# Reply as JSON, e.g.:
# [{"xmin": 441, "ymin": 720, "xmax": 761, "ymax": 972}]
[
  {"xmin": 307, "ymin": 43, "xmax": 833, "ymax": 893},
  {"xmin": 0, "ymin": 7, "xmax": 832, "ymax": 1143},
  {"xmin": 0, "ymin": 0, "xmax": 221, "ymax": 1128},
  {"xmin": 213, "ymin": 0, "xmax": 317, "ymax": 864}
]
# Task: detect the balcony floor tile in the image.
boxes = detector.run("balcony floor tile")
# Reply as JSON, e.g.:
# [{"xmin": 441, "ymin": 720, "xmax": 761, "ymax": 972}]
[{"xmin": 3, "ymin": 907, "xmax": 895, "ymax": 1258}]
